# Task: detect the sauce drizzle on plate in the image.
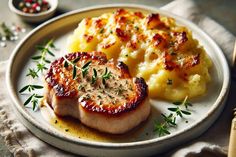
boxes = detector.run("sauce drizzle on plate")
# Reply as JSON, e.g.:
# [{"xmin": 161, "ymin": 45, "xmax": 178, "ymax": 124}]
[{"xmin": 40, "ymin": 100, "xmax": 147, "ymax": 142}]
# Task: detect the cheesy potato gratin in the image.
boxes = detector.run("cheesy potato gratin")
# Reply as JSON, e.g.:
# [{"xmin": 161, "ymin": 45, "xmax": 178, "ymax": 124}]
[{"xmin": 67, "ymin": 9, "xmax": 212, "ymax": 101}]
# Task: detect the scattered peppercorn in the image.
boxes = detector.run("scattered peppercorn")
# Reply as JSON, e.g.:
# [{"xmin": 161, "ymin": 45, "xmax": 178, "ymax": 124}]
[{"xmin": 18, "ymin": 0, "xmax": 51, "ymax": 14}]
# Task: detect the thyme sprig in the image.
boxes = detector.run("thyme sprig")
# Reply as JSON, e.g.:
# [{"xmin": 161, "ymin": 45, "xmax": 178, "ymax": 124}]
[
  {"xmin": 1, "ymin": 22, "xmax": 14, "ymax": 40},
  {"xmin": 154, "ymin": 96, "xmax": 192, "ymax": 136},
  {"xmin": 27, "ymin": 39, "xmax": 55, "ymax": 78},
  {"xmin": 20, "ymin": 39, "xmax": 57, "ymax": 111},
  {"xmin": 19, "ymin": 85, "xmax": 44, "ymax": 111}
]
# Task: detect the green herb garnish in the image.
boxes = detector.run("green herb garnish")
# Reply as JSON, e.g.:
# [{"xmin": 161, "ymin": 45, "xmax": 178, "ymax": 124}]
[
  {"xmin": 64, "ymin": 60, "xmax": 69, "ymax": 68},
  {"xmin": 37, "ymin": 63, "xmax": 48, "ymax": 72},
  {"xmin": 82, "ymin": 61, "xmax": 91, "ymax": 77},
  {"xmin": 23, "ymin": 94, "xmax": 43, "ymax": 111},
  {"xmin": 62, "ymin": 56, "xmax": 81, "ymax": 79},
  {"xmin": 20, "ymin": 39, "xmax": 57, "ymax": 111},
  {"xmin": 91, "ymin": 68, "xmax": 97, "ymax": 84},
  {"xmin": 173, "ymin": 96, "xmax": 192, "ymax": 109},
  {"xmin": 154, "ymin": 121, "xmax": 170, "ymax": 137},
  {"xmin": 0, "ymin": 22, "xmax": 14, "ymax": 40},
  {"xmin": 73, "ymin": 57, "xmax": 81, "ymax": 63},
  {"xmin": 29, "ymin": 39, "xmax": 56, "ymax": 78},
  {"xmin": 19, "ymin": 84, "xmax": 43, "ymax": 93},
  {"xmin": 167, "ymin": 106, "xmax": 191, "ymax": 118},
  {"xmin": 154, "ymin": 96, "xmax": 192, "ymax": 136},
  {"xmin": 102, "ymin": 67, "xmax": 112, "ymax": 85},
  {"xmin": 72, "ymin": 65, "xmax": 77, "ymax": 79},
  {"xmin": 26, "ymin": 68, "xmax": 39, "ymax": 79}
]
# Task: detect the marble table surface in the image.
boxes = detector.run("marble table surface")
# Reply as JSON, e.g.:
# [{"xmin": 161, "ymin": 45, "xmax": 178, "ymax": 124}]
[{"xmin": 0, "ymin": 0, "xmax": 235, "ymax": 156}]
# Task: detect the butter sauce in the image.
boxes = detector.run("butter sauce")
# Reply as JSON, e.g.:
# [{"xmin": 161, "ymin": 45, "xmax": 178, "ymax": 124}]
[{"xmin": 40, "ymin": 100, "xmax": 145, "ymax": 142}]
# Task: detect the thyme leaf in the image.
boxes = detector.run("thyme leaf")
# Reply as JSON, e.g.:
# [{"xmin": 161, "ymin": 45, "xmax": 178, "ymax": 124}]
[
  {"xmin": 72, "ymin": 65, "xmax": 77, "ymax": 79},
  {"xmin": 24, "ymin": 94, "xmax": 34, "ymax": 106},
  {"xmin": 19, "ymin": 85, "xmax": 30, "ymax": 93},
  {"xmin": 82, "ymin": 61, "xmax": 91, "ymax": 77},
  {"xmin": 31, "ymin": 55, "xmax": 42, "ymax": 60},
  {"xmin": 73, "ymin": 57, "xmax": 81, "ymax": 63},
  {"xmin": 44, "ymin": 59, "xmax": 51, "ymax": 64},
  {"xmin": 102, "ymin": 67, "xmax": 112, "ymax": 85},
  {"xmin": 91, "ymin": 68, "xmax": 97, "ymax": 84},
  {"xmin": 181, "ymin": 110, "xmax": 191, "ymax": 115},
  {"xmin": 64, "ymin": 60, "xmax": 69, "ymax": 68}
]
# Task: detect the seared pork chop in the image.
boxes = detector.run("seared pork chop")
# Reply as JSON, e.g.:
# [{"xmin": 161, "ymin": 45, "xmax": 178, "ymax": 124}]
[{"xmin": 44, "ymin": 51, "xmax": 150, "ymax": 134}]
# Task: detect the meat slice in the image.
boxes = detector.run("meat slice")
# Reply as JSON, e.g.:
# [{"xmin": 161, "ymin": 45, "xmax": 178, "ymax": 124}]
[{"xmin": 44, "ymin": 51, "xmax": 150, "ymax": 134}]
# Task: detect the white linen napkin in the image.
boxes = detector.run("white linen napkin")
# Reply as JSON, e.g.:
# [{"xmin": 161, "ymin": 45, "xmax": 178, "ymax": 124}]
[{"xmin": 0, "ymin": 0, "xmax": 235, "ymax": 156}]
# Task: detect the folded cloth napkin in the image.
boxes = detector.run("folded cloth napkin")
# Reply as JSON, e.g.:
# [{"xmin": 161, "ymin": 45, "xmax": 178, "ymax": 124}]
[{"xmin": 0, "ymin": 0, "xmax": 235, "ymax": 156}]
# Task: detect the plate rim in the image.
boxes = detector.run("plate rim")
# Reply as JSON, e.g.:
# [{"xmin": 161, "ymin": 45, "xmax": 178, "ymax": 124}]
[{"xmin": 6, "ymin": 3, "xmax": 231, "ymax": 149}]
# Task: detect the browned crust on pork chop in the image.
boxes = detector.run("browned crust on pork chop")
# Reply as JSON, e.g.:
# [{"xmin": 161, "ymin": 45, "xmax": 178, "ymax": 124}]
[{"xmin": 44, "ymin": 52, "xmax": 150, "ymax": 133}]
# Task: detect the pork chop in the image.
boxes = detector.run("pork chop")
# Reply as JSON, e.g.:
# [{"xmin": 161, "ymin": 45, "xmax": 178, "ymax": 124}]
[{"xmin": 44, "ymin": 51, "xmax": 150, "ymax": 134}]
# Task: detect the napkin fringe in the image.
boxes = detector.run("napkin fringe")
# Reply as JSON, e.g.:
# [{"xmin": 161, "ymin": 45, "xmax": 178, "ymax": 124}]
[
  {"xmin": 0, "ymin": 64, "xmax": 34, "ymax": 157},
  {"xmin": 171, "ymin": 142, "xmax": 227, "ymax": 157},
  {"xmin": 0, "ymin": 105, "xmax": 34, "ymax": 157}
]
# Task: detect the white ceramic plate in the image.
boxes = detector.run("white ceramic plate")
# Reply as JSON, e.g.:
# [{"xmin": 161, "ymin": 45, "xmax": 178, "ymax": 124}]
[{"xmin": 6, "ymin": 4, "xmax": 230, "ymax": 157}]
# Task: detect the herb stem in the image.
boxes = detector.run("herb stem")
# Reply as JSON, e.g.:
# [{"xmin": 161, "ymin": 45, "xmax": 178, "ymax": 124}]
[
  {"xmin": 62, "ymin": 56, "xmax": 83, "ymax": 77},
  {"xmin": 154, "ymin": 96, "xmax": 192, "ymax": 137},
  {"xmin": 39, "ymin": 39, "xmax": 54, "ymax": 64},
  {"xmin": 20, "ymin": 39, "xmax": 56, "ymax": 111},
  {"xmin": 63, "ymin": 56, "xmax": 82, "ymax": 70}
]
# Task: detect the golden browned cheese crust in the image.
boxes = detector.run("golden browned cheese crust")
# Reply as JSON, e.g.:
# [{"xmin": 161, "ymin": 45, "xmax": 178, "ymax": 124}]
[{"xmin": 67, "ymin": 9, "xmax": 212, "ymax": 101}]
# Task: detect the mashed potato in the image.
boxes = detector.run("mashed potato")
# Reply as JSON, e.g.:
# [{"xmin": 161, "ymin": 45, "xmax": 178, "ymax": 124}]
[{"xmin": 67, "ymin": 9, "xmax": 212, "ymax": 101}]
